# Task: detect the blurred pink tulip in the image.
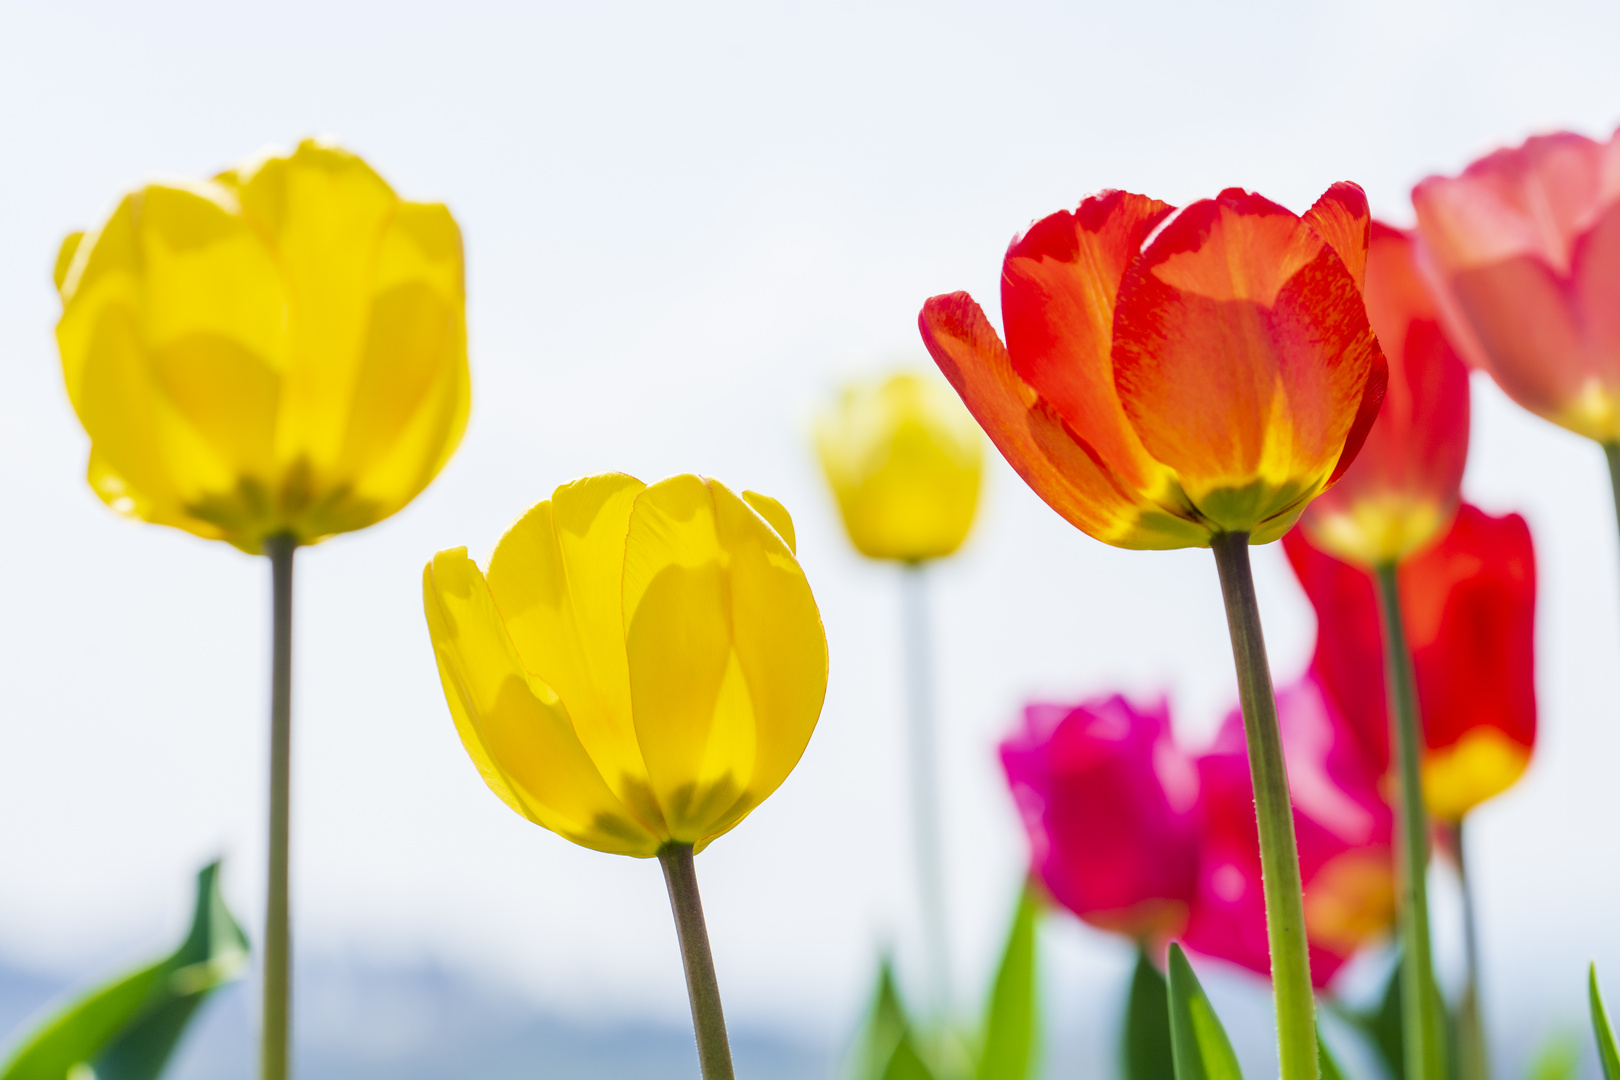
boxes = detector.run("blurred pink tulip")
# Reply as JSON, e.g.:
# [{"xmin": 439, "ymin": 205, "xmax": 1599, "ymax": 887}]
[
  {"xmin": 1182, "ymin": 675, "xmax": 1395, "ymax": 988},
  {"xmin": 1001, "ymin": 695, "xmax": 1200, "ymax": 941},
  {"xmin": 1413, "ymin": 130, "xmax": 1620, "ymax": 443}
]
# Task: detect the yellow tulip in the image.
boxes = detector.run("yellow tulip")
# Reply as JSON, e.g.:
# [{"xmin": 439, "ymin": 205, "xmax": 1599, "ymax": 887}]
[
  {"xmin": 816, "ymin": 371, "xmax": 982, "ymax": 561},
  {"xmin": 423, "ymin": 473, "xmax": 828, "ymax": 856},
  {"xmin": 54, "ymin": 138, "xmax": 469, "ymax": 553}
]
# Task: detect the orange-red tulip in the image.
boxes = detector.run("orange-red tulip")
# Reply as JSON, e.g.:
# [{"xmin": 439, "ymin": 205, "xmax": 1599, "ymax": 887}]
[
  {"xmin": 1413, "ymin": 130, "xmax": 1620, "ymax": 443},
  {"xmin": 1300, "ymin": 223, "xmax": 1470, "ymax": 565},
  {"xmin": 919, "ymin": 185, "xmax": 1388, "ymax": 549},
  {"xmin": 1285, "ymin": 505, "xmax": 1537, "ymax": 821}
]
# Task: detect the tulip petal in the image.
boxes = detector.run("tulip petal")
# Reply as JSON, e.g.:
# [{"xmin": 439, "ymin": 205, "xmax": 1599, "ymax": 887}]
[
  {"xmin": 1001, "ymin": 191, "xmax": 1177, "ymax": 500},
  {"xmin": 1113, "ymin": 188, "xmax": 1383, "ymax": 533},
  {"xmin": 423, "ymin": 548, "xmax": 660, "ymax": 856},
  {"xmin": 920, "ymin": 291, "xmax": 1206, "ymax": 549},
  {"xmin": 325, "ymin": 201, "xmax": 470, "ymax": 533},
  {"xmin": 621, "ymin": 476, "xmax": 827, "ymax": 846},
  {"xmin": 742, "ymin": 489, "xmax": 796, "ymax": 554},
  {"xmin": 227, "ymin": 140, "xmax": 401, "ymax": 480},
  {"xmin": 55, "ymin": 183, "xmax": 290, "ymax": 544},
  {"xmin": 484, "ymin": 473, "xmax": 665, "ymax": 832},
  {"xmin": 1301, "ymin": 182, "xmax": 1371, "ymax": 291}
]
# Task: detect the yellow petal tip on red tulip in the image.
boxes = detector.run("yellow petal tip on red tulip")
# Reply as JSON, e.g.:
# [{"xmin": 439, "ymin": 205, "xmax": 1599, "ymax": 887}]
[
  {"xmin": 1422, "ymin": 727, "xmax": 1531, "ymax": 823},
  {"xmin": 815, "ymin": 370, "xmax": 983, "ymax": 562},
  {"xmin": 422, "ymin": 473, "xmax": 830, "ymax": 857},
  {"xmin": 55, "ymin": 138, "xmax": 469, "ymax": 554}
]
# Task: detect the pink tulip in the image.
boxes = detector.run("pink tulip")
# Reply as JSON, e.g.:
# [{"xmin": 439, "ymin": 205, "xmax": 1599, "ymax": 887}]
[
  {"xmin": 1001, "ymin": 695, "xmax": 1200, "ymax": 941},
  {"xmin": 1413, "ymin": 130, "xmax": 1620, "ymax": 442},
  {"xmin": 1182, "ymin": 675, "xmax": 1394, "ymax": 987}
]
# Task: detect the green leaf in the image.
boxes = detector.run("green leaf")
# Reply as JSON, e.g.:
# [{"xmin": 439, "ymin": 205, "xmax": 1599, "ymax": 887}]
[
  {"xmin": 1590, "ymin": 964, "xmax": 1620, "ymax": 1080},
  {"xmin": 977, "ymin": 884, "xmax": 1039, "ymax": 1080},
  {"xmin": 1525, "ymin": 1031, "xmax": 1580, "ymax": 1080},
  {"xmin": 1165, "ymin": 944, "xmax": 1243, "ymax": 1080},
  {"xmin": 1122, "ymin": 947, "xmax": 1174, "ymax": 1080},
  {"xmin": 855, "ymin": 960, "xmax": 936, "ymax": 1080},
  {"xmin": 1, "ymin": 861, "xmax": 248, "ymax": 1080},
  {"xmin": 1317, "ymin": 1021, "xmax": 1348, "ymax": 1080}
]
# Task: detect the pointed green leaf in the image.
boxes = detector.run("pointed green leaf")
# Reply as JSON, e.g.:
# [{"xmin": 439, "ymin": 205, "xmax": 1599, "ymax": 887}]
[
  {"xmin": 885, "ymin": 1031, "xmax": 939, "ymax": 1080},
  {"xmin": 1525, "ymin": 1031, "xmax": 1580, "ymax": 1080},
  {"xmin": 1, "ymin": 862, "xmax": 248, "ymax": 1080},
  {"xmin": 1123, "ymin": 947, "xmax": 1174, "ymax": 1080},
  {"xmin": 857, "ymin": 960, "xmax": 919, "ymax": 1080},
  {"xmin": 977, "ymin": 884, "xmax": 1038, "ymax": 1080},
  {"xmin": 1316, "ymin": 1021, "xmax": 1348, "ymax": 1080},
  {"xmin": 1590, "ymin": 965, "xmax": 1620, "ymax": 1080},
  {"xmin": 1166, "ymin": 944, "xmax": 1243, "ymax": 1080}
]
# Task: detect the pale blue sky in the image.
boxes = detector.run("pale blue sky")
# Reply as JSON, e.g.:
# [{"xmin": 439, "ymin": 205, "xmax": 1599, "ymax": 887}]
[{"xmin": 1, "ymin": 0, "xmax": 1617, "ymax": 1071}]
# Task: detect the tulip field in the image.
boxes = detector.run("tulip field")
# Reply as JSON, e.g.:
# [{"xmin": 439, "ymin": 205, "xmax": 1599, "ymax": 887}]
[{"xmin": 2, "ymin": 4, "xmax": 1619, "ymax": 1080}]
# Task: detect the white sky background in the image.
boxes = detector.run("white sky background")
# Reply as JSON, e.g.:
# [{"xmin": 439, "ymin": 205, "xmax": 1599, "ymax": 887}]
[{"xmin": 2, "ymin": 0, "xmax": 1619, "ymax": 1066}]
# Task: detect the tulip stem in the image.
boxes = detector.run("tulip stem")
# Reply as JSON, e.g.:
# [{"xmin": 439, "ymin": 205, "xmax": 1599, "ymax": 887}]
[
  {"xmin": 1210, "ymin": 532, "xmax": 1317, "ymax": 1080},
  {"xmin": 1605, "ymin": 444, "xmax": 1620, "ymax": 605},
  {"xmin": 901, "ymin": 560, "xmax": 951, "ymax": 1020},
  {"xmin": 1373, "ymin": 562, "xmax": 1446, "ymax": 1080},
  {"xmin": 262, "ymin": 534, "xmax": 296, "ymax": 1080},
  {"xmin": 1449, "ymin": 820, "xmax": 1491, "ymax": 1080},
  {"xmin": 658, "ymin": 843, "xmax": 735, "ymax": 1080}
]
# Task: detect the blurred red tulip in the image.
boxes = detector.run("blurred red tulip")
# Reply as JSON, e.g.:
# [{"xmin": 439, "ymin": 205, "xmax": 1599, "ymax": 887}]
[
  {"xmin": 1413, "ymin": 130, "xmax": 1620, "ymax": 443},
  {"xmin": 1284, "ymin": 505, "xmax": 1538, "ymax": 820},
  {"xmin": 1301, "ymin": 223, "xmax": 1471, "ymax": 565},
  {"xmin": 1001, "ymin": 695, "xmax": 1200, "ymax": 940},
  {"xmin": 1182, "ymin": 675, "xmax": 1394, "ymax": 987},
  {"xmin": 921, "ymin": 185, "xmax": 1387, "ymax": 549}
]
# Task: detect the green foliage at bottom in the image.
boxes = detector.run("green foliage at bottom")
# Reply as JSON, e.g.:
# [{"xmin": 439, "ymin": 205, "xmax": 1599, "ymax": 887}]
[
  {"xmin": 1590, "ymin": 964, "xmax": 1620, "ymax": 1080},
  {"xmin": 1165, "ymin": 944, "xmax": 1242, "ymax": 1080},
  {"xmin": 0, "ymin": 862, "xmax": 248, "ymax": 1080},
  {"xmin": 1123, "ymin": 947, "xmax": 1175, "ymax": 1080}
]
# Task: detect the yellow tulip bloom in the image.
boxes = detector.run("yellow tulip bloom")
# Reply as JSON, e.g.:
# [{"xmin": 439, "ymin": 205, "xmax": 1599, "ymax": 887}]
[
  {"xmin": 816, "ymin": 372, "xmax": 982, "ymax": 561},
  {"xmin": 423, "ymin": 473, "xmax": 828, "ymax": 856},
  {"xmin": 54, "ymin": 139, "xmax": 469, "ymax": 553}
]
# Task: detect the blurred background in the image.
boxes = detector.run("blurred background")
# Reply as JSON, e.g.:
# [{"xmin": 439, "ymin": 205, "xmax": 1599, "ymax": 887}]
[{"xmin": 2, "ymin": 0, "xmax": 1618, "ymax": 1076}]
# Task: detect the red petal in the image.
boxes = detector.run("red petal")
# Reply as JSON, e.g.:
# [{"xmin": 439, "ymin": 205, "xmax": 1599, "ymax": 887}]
[
  {"xmin": 1302, "ymin": 182, "xmax": 1371, "ymax": 291},
  {"xmin": 919, "ymin": 291, "xmax": 1205, "ymax": 549}
]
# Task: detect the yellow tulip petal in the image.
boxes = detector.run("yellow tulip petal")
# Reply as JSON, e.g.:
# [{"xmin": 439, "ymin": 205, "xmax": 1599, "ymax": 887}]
[
  {"xmin": 230, "ymin": 140, "xmax": 400, "ymax": 480},
  {"xmin": 621, "ymin": 475, "xmax": 743, "ymax": 838},
  {"xmin": 741, "ymin": 489, "xmax": 796, "ymax": 554},
  {"xmin": 54, "ymin": 232, "xmax": 84, "ymax": 296},
  {"xmin": 706, "ymin": 482, "xmax": 828, "ymax": 843},
  {"xmin": 484, "ymin": 473, "xmax": 667, "ymax": 833},
  {"xmin": 315, "ymin": 203, "xmax": 469, "ymax": 535},
  {"xmin": 423, "ymin": 548, "xmax": 661, "ymax": 856}
]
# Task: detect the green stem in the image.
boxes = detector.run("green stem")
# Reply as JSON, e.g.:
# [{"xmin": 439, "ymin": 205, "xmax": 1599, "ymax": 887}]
[
  {"xmin": 1372, "ymin": 562, "xmax": 1445, "ymax": 1080},
  {"xmin": 262, "ymin": 534, "xmax": 296, "ymax": 1080},
  {"xmin": 1450, "ymin": 820, "xmax": 1490, "ymax": 1080},
  {"xmin": 1210, "ymin": 532, "xmax": 1318, "ymax": 1080},
  {"xmin": 900, "ymin": 560, "xmax": 950, "ymax": 1019},
  {"xmin": 1605, "ymin": 444, "xmax": 1620, "ymax": 598},
  {"xmin": 658, "ymin": 843, "xmax": 735, "ymax": 1080}
]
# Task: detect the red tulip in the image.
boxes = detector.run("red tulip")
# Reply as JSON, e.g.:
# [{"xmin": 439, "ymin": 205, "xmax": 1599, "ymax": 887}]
[
  {"xmin": 1182, "ymin": 675, "xmax": 1394, "ymax": 987},
  {"xmin": 1001, "ymin": 694, "xmax": 1200, "ymax": 940},
  {"xmin": 920, "ymin": 185, "xmax": 1387, "ymax": 549},
  {"xmin": 1413, "ymin": 130, "xmax": 1620, "ymax": 443},
  {"xmin": 1300, "ymin": 223, "xmax": 1471, "ymax": 565},
  {"xmin": 1284, "ymin": 505, "xmax": 1538, "ymax": 820}
]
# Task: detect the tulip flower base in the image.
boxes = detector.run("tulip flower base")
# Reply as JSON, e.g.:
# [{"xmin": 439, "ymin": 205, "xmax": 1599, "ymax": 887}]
[
  {"xmin": 1372, "ymin": 563, "xmax": 1446, "ymax": 1080},
  {"xmin": 659, "ymin": 843, "xmax": 735, "ymax": 1080},
  {"xmin": 1209, "ymin": 532, "xmax": 1318, "ymax": 1080}
]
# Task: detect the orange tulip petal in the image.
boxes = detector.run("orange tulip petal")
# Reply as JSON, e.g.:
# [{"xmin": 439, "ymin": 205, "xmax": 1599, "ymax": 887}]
[
  {"xmin": 920, "ymin": 291, "xmax": 1205, "ymax": 549},
  {"xmin": 1001, "ymin": 190, "xmax": 1176, "ymax": 496},
  {"xmin": 1301, "ymin": 181, "xmax": 1372, "ymax": 291},
  {"xmin": 1112, "ymin": 188, "xmax": 1383, "ymax": 532}
]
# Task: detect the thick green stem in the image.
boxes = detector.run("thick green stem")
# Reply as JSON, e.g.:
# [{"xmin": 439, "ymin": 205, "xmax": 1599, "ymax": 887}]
[
  {"xmin": 1450, "ymin": 820, "xmax": 1491, "ymax": 1080},
  {"xmin": 658, "ymin": 843, "xmax": 735, "ymax": 1080},
  {"xmin": 1373, "ymin": 562, "xmax": 1445, "ymax": 1080},
  {"xmin": 1606, "ymin": 444, "xmax": 1620, "ymax": 599},
  {"xmin": 1210, "ymin": 532, "xmax": 1318, "ymax": 1080},
  {"xmin": 900, "ymin": 560, "xmax": 950, "ymax": 1018},
  {"xmin": 262, "ymin": 535, "xmax": 296, "ymax": 1080}
]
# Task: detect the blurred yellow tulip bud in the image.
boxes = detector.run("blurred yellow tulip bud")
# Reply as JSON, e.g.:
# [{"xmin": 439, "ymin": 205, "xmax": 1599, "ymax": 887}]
[
  {"xmin": 54, "ymin": 138, "xmax": 469, "ymax": 553},
  {"xmin": 816, "ymin": 371, "xmax": 982, "ymax": 561},
  {"xmin": 422, "ymin": 473, "xmax": 828, "ymax": 856}
]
